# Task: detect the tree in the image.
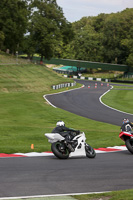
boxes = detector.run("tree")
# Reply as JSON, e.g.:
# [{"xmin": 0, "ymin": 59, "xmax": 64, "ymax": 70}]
[
  {"xmin": 120, "ymin": 9, "xmax": 133, "ymax": 67},
  {"xmin": 71, "ymin": 17, "xmax": 103, "ymax": 62},
  {"xmin": 102, "ymin": 9, "xmax": 133, "ymax": 64},
  {"xmin": 22, "ymin": 34, "xmax": 36, "ymax": 59},
  {"xmin": 0, "ymin": 31, "xmax": 5, "ymax": 50},
  {"xmin": 127, "ymin": 54, "xmax": 133, "ymax": 67},
  {"xmin": 28, "ymin": 0, "xmax": 74, "ymax": 60},
  {"xmin": 0, "ymin": 0, "xmax": 29, "ymax": 54}
]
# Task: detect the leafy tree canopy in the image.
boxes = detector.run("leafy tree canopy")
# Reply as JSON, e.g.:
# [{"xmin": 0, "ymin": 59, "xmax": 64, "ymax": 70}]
[
  {"xmin": 66, "ymin": 8, "xmax": 133, "ymax": 67},
  {"xmin": 28, "ymin": 0, "xmax": 74, "ymax": 60},
  {"xmin": 0, "ymin": 0, "xmax": 29, "ymax": 53}
]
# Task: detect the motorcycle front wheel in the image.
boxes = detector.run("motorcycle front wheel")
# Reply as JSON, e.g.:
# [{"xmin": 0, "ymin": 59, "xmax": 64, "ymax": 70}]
[
  {"xmin": 51, "ymin": 142, "xmax": 69, "ymax": 159},
  {"xmin": 125, "ymin": 139, "xmax": 133, "ymax": 154},
  {"xmin": 85, "ymin": 144, "xmax": 96, "ymax": 158}
]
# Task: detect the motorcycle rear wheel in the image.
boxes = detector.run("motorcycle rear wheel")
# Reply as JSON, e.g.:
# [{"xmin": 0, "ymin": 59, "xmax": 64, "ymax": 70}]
[
  {"xmin": 125, "ymin": 139, "xmax": 133, "ymax": 154},
  {"xmin": 51, "ymin": 142, "xmax": 69, "ymax": 159},
  {"xmin": 85, "ymin": 144, "xmax": 96, "ymax": 158}
]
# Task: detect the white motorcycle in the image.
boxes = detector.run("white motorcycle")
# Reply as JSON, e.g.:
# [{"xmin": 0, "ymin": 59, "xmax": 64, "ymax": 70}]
[{"xmin": 45, "ymin": 131, "xmax": 96, "ymax": 159}]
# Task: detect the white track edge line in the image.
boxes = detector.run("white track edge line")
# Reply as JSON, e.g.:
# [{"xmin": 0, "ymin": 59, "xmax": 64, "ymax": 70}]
[
  {"xmin": 43, "ymin": 85, "xmax": 85, "ymax": 108},
  {"xmin": 99, "ymin": 85, "xmax": 133, "ymax": 116},
  {"xmin": 43, "ymin": 95, "xmax": 57, "ymax": 108},
  {"xmin": 0, "ymin": 191, "xmax": 111, "ymax": 200}
]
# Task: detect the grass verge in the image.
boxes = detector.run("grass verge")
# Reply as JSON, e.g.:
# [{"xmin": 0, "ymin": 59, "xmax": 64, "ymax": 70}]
[
  {"xmin": 0, "ymin": 63, "xmax": 121, "ymax": 153},
  {"xmin": 73, "ymin": 189, "xmax": 133, "ymax": 200},
  {"xmin": 7, "ymin": 189, "xmax": 133, "ymax": 200},
  {"xmin": 102, "ymin": 85, "xmax": 133, "ymax": 115}
]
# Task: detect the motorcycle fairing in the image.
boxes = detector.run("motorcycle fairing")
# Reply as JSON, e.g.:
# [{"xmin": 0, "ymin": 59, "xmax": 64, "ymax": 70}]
[
  {"xmin": 69, "ymin": 132, "xmax": 86, "ymax": 157},
  {"xmin": 45, "ymin": 133, "xmax": 65, "ymax": 143},
  {"xmin": 119, "ymin": 131, "xmax": 133, "ymax": 141}
]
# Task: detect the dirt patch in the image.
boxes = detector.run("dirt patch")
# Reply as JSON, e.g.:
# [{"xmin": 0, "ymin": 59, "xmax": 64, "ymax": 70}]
[
  {"xmin": 46, "ymin": 64, "xmax": 56, "ymax": 68},
  {"xmin": 1, "ymin": 88, "xmax": 9, "ymax": 93}
]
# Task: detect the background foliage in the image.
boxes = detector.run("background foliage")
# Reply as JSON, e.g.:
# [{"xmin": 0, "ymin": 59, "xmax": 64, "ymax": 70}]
[
  {"xmin": 0, "ymin": 0, "xmax": 133, "ymax": 66},
  {"xmin": 62, "ymin": 9, "xmax": 133, "ymax": 67},
  {"xmin": 0, "ymin": 1, "xmax": 133, "ymax": 67}
]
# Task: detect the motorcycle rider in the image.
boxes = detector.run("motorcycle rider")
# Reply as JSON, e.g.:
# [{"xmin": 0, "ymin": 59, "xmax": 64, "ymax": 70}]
[
  {"xmin": 121, "ymin": 118, "xmax": 133, "ymax": 132},
  {"xmin": 52, "ymin": 121, "xmax": 80, "ymax": 152}
]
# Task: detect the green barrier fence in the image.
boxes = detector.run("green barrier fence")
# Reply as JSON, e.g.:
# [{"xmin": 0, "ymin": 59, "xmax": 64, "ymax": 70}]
[
  {"xmin": 40, "ymin": 58, "xmax": 129, "ymax": 72},
  {"xmin": 22, "ymin": 56, "xmax": 131, "ymax": 73}
]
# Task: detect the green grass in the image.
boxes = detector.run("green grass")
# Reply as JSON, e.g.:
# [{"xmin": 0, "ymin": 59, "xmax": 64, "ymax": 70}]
[
  {"xmin": 102, "ymin": 85, "xmax": 133, "ymax": 114},
  {"xmin": 73, "ymin": 189, "xmax": 133, "ymax": 200},
  {"xmin": 0, "ymin": 64, "xmax": 74, "ymax": 93},
  {"xmin": 9, "ymin": 189, "xmax": 133, "ymax": 200},
  {"xmin": 0, "ymin": 51, "xmax": 29, "ymax": 64},
  {"xmin": 0, "ymin": 63, "xmax": 121, "ymax": 153},
  {"xmin": 0, "ymin": 91, "xmax": 120, "ymax": 153}
]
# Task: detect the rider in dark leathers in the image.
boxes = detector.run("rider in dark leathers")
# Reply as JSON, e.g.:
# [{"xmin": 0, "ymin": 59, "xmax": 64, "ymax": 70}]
[
  {"xmin": 52, "ymin": 121, "xmax": 80, "ymax": 151},
  {"xmin": 121, "ymin": 118, "xmax": 133, "ymax": 132}
]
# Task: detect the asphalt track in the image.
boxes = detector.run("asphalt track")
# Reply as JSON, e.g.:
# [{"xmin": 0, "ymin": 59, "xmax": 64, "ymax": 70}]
[
  {"xmin": 1, "ymin": 80, "xmax": 133, "ymax": 198},
  {"xmin": 1, "ymin": 151, "xmax": 133, "ymax": 198},
  {"xmin": 45, "ymin": 80, "xmax": 133, "ymax": 126}
]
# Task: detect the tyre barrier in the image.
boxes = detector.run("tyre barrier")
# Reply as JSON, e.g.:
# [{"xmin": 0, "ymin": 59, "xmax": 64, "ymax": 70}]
[
  {"xmin": 52, "ymin": 82, "xmax": 76, "ymax": 90},
  {"xmin": 64, "ymin": 75, "xmax": 109, "ymax": 82}
]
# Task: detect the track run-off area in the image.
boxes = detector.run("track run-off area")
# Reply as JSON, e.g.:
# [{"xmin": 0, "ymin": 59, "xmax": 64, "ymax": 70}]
[{"xmin": 1, "ymin": 80, "xmax": 133, "ymax": 199}]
